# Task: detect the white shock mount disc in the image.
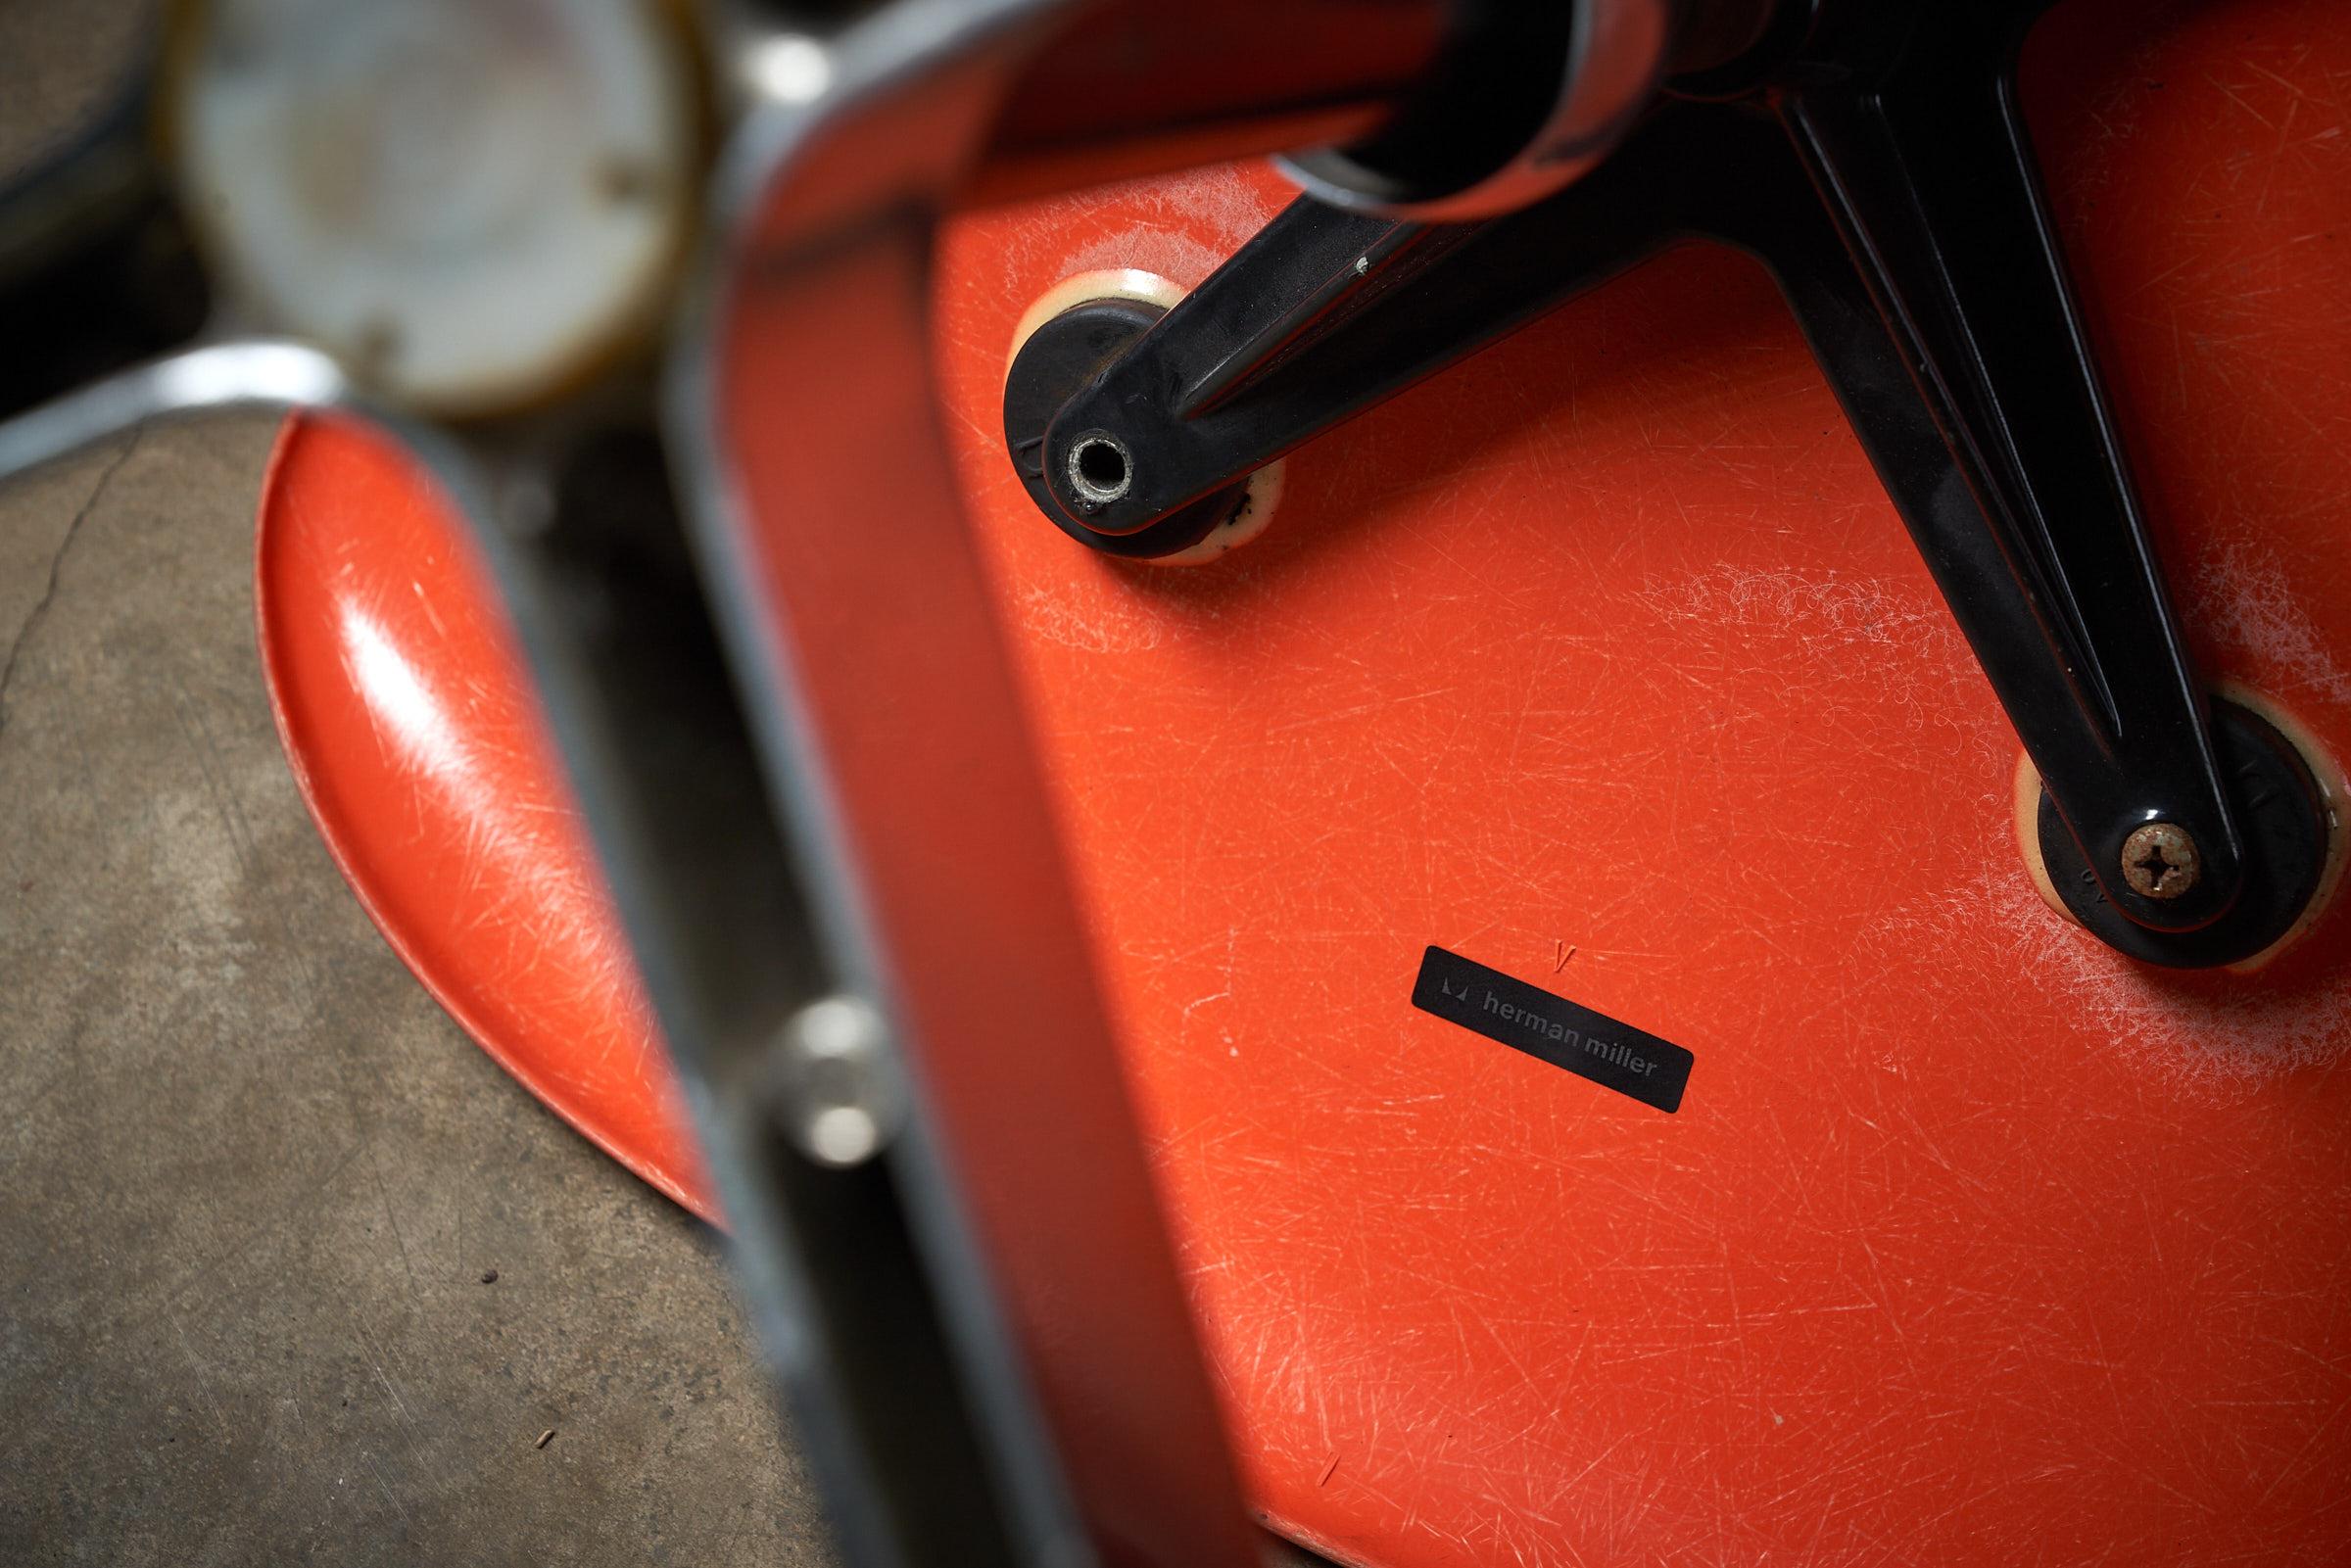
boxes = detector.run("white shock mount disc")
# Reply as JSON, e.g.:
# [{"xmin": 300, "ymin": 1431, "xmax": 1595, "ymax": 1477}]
[
  {"xmin": 1008, "ymin": 268, "xmax": 1283, "ymax": 567},
  {"xmin": 171, "ymin": 0, "xmax": 701, "ymax": 417}
]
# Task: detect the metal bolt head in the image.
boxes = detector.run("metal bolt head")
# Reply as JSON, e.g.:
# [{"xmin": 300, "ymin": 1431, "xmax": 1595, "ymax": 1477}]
[
  {"xmin": 2121, "ymin": 822, "xmax": 2201, "ymax": 900},
  {"xmin": 770, "ymin": 996, "xmax": 901, "ymax": 1168}
]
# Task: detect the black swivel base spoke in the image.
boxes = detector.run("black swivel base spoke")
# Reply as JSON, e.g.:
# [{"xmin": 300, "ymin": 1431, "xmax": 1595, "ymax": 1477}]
[{"xmin": 1002, "ymin": 0, "xmax": 2330, "ymax": 969}]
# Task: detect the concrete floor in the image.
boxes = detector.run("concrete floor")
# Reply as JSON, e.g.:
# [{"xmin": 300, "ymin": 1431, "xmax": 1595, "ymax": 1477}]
[{"xmin": 0, "ymin": 12, "xmax": 838, "ymax": 1565}]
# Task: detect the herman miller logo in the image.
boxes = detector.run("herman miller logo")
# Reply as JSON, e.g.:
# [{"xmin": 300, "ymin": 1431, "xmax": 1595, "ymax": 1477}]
[
  {"xmin": 1414, "ymin": 945, "xmax": 1693, "ymax": 1114},
  {"xmin": 1476, "ymin": 985, "xmax": 1660, "ymax": 1077}
]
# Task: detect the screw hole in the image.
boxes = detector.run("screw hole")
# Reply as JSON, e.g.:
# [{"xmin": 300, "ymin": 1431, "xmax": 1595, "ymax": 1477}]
[{"xmin": 1066, "ymin": 434, "xmax": 1132, "ymax": 505}]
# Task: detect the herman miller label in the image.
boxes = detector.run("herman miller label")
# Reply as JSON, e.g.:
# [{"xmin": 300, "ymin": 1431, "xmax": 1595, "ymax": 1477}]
[{"xmin": 1412, "ymin": 946, "xmax": 1693, "ymax": 1114}]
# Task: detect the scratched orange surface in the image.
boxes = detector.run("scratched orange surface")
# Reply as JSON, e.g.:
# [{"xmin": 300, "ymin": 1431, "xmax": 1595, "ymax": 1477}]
[{"xmin": 260, "ymin": 0, "xmax": 2351, "ymax": 1561}]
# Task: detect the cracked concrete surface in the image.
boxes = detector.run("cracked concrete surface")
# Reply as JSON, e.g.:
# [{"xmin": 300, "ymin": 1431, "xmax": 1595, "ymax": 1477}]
[
  {"xmin": 0, "ymin": 432, "xmax": 141, "ymax": 743},
  {"xmin": 0, "ymin": 11, "xmax": 838, "ymax": 1566}
]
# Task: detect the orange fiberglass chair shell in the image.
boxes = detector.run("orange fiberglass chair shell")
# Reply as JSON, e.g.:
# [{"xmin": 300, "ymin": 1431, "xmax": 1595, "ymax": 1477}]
[{"xmin": 193, "ymin": 0, "xmax": 2351, "ymax": 1562}]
